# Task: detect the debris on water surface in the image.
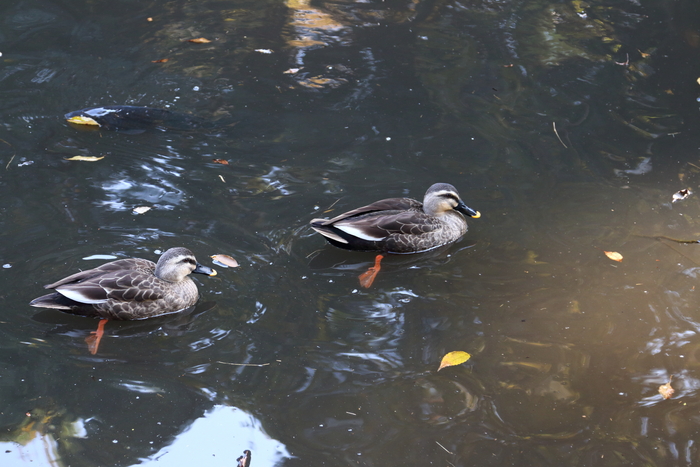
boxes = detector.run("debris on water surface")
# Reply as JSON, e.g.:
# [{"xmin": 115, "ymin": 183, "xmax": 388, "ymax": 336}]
[
  {"xmin": 604, "ymin": 251, "xmax": 623, "ymax": 262},
  {"xmin": 438, "ymin": 351, "xmax": 471, "ymax": 371},
  {"xmin": 672, "ymin": 188, "xmax": 691, "ymax": 203},
  {"xmin": 659, "ymin": 376, "xmax": 674, "ymax": 400},
  {"xmin": 211, "ymin": 254, "xmax": 239, "ymax": 268},
  {"xmin": 64, "ymin": 155, "xmax": 104, "ymax": 161}
]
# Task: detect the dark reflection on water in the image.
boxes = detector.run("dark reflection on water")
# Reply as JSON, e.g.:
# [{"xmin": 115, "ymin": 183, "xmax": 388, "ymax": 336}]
[{"xmin": 3, "ymin": 0, "xmax": 700, "ymax": 465}]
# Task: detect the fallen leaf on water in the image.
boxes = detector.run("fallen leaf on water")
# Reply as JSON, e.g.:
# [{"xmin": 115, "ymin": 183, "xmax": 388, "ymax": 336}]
[
  {"xmin": 64, "ymin": 156, "xmax": 104, "ymax": 161},
  {"xmin": 212, "ymin": 159, "xmax": 229, "ymax": 165},
  {"xmin": 438, "ymin": 351, "xmax": 471, "ymax": 371},
  {"xmin": 188, "ymin": 37, "xmax": 212, "ymax": 43},
  {"xmin": 659, "ymin": 376, "xmax": 674, "ymax": 400},
  {"xmin": 147, "ymin": 17, "xmax": 153, "ymax": 22},
  {"xmin": 133, "ymin": 206, "xmax": 151, "ymax": 215},
  {"xmin": 211, "ymin": 254, "xmax": 239, "ymax": 268},
  {"xmin": 283, "ymin": 68, "xmax": 301, "ymax": 74},
  {"xmin": 604, "ymin": 251, "xmax": 623, "ymax": 262},
  {"xmin": 672, "ymin": 188, "xmax": 691, "ymax": 203},
  {"xmin": 152, "ymin": 58, "xmax": 169, "ymax": 63}
]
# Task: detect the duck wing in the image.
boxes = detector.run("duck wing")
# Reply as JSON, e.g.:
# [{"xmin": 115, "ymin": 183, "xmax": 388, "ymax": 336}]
[
  {"xmin": 334, "ymin": 210, "xmax": 441, "ymax": 241},
  {"xmin": 55, "ymin": 271, "xmax": 167, "ymax": 304},
  {"xmin": 315, "ymin": 198, "xmax": 422, "ymax": 225},
  {"xmin": 44, "ymin": 258, "xmax": 155, "ymax": 289}
]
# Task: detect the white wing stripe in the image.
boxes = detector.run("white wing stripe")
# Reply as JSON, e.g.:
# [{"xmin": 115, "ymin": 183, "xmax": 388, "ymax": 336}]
[
  {"xmin": 336, "ymin": 224, "xmax": 386, "ymax": 241},
  {"xmin": 57, "ymin": 288, "xmax": 109, "ymax": 304}
]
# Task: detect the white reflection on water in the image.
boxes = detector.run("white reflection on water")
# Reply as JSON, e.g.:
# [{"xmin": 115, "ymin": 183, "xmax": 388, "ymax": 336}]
[{"xmin": 136, "ymin": 405, "xmax": 291, "ymax": 467}]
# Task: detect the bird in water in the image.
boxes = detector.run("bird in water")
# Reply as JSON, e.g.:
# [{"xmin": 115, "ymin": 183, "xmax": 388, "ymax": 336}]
[
  {"xmin": 29, "ymin": 247, "xmax": 216, "ymax": 353},
  {"xmin": 310, "ymin": 183, "xmax": 480, "ymax": 287}
]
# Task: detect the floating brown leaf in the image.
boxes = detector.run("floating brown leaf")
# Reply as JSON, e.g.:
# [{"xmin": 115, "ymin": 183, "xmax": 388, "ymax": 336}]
[
  {"xmin": 188, "ymin": 37, "xmax": 211, "ymax": 43},
  {"xmin": 152, "ymin": 58, "xmax": 169, "ymax": 63},
  {"xmin": 604, "ymin": 251, "xmax": 623, "ymax": 262},
  {"xmin": 438, "ymin": 351, "xmax": 471, "ymax": 371},
  {"xmin": 211, "ymin": 254, "xmax": 239, "ymax": 268},
  {"xmin": 212, "ymin": 159, "xmax": 229, "ymax": 165},
  {"xmin": 659, "ymin": 376, "xmax": 674, "ymax": 400},
  {"xmin": 64, "ymin": 155, "xmax": 104, "ymax": 161}
]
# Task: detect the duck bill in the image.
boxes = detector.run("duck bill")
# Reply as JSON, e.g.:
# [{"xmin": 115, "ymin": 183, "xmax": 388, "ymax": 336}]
[
  {"xmin": 194, "ymin": 263, "xmax": 217, "ymax": 276},
  {"xmin": 455, "ymin": 200, "xmax": 481, "ymax": 218}
]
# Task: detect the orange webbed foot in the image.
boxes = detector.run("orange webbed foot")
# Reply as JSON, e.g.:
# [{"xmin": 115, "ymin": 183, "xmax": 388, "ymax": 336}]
[
  {"xmin": 359, "ymin": 255, "xmax": 383, "ymax": 288},
  {"xmin": 85, "ymin": 319, "xmax": 108, "ymax": 355}
]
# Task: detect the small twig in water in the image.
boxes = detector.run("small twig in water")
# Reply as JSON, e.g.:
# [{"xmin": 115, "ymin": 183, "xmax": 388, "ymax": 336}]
[
  {"xmin": 0, "ymin": 139, "xmax": 10, "ymax": 147},
  {"xmin": 5, "ymin": 154, "xmax": 15, "ymax": 170},
  {"xmin": 614, "ymin": 53, "xmax": 630, "ymax": 66},
  {"xmin": 435, "ymin": 441, "xmax": 453, "ymax": 455},
  {"xmin": 553, "ymin": 122, "xmax": 568, "ymax": 148},
  {"xmin": 217, "ymin": 361, "xmax": 271, "ymax": 367},
  {"xmin": 323, "ymin": 198, "xmax": 341, "ymax": 213},
  {"xmin": 633, "ymin": 234, "xmax": 700, "ymax": 244}
]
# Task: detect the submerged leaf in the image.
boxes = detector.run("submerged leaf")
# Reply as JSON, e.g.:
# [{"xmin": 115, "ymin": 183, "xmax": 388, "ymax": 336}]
[
  {"xmin": 604, "ymin": 251, "xmax": 623, "ymax": 262},
  {"xmin": 211, "ymin": 254, "xmax": 239, "ymax": 268},
  {"xmin": 64, "ymin": 155, "xmax": 104, "ymax": 161},
  {"xmin": 438, "ymin": 351, "xmax": 471, "ymax": 371}
]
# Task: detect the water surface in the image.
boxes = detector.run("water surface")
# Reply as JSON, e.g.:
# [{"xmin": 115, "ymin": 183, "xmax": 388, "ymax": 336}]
[{"xmin": 2, "ymin": 0, "xmax": 700, "ymax": 466}]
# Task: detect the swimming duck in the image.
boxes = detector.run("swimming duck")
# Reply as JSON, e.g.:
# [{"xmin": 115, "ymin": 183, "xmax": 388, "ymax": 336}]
[
  {"xmin": 310, "ymin": 183, "xmax": 480, "ymax": 287},
  {"xmin": 29, "ymin": 247, "xmax": 216, "ymax": 320},
  {"xmin": 29, "ymin": 248, "xmax": 216, "ymax": 353}
]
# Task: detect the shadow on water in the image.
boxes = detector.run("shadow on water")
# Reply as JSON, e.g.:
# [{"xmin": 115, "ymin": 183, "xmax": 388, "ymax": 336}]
[{"xmin": 3, "ymin": 0, "xmax": 700, "ymax": 466}]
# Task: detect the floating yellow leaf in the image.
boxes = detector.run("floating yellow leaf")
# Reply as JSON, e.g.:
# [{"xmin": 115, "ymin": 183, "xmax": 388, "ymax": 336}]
[
  {"xmin": 188, "ymin": 37, "xmax": 211, "ymax": 43},
  {"xmin": 64, "ymin": 155, "xmax": 104, "ymax": 161},
  {"xmin": 438, "ymin": 351, "xmax": 471, "ymax": 371},
  {"xmin": 659, "ymin": 376, "xmax": 674, "ymax": 400},
  {"xmin": 66, "ymin": 115, "xmax": 99, "ymax": 126},
  {"xmin": 211, "ymin": 254, "xmax": 239, "ymax": 268},
  {"xmin": 604, "ymin": 251, "xmax": 623, "ymax": 262}
]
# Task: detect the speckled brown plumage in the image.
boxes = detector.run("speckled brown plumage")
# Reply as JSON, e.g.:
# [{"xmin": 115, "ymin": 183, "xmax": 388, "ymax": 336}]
[
  {"xmin": 310, "ymin": 183, "xmax": 480, "ymax": 254},
  {"xmin": 29, "ymin": 247, "xmax": 216, "ymax": 320}
]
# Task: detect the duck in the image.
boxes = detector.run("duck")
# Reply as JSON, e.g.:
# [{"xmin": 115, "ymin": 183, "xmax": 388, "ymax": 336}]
[
  {"xmin": 30, "ymin": 247, "xmax": 217, "ymax": 320},
  {"xmin": 29, "ymin": 248, "xmax": 217, "ymax": 353},
  {"xmin": 310, "ymin": 183, "xmax": 480, "ymax": 287}
]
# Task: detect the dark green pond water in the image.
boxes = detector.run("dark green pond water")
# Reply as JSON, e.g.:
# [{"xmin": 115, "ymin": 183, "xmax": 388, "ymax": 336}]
[{"xmin": 2, "ymin": 0, "xmax": 700, "ymax": 465}]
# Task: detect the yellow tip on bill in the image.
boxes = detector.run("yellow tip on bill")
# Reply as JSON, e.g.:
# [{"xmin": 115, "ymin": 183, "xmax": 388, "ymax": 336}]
[
  {"xmin": 472, "ymin": 211, "xmax": 481, "ymax": 219},
  {"xmin": 209, "ymin": 269, "xmax": 218, "ymax": 277}
]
